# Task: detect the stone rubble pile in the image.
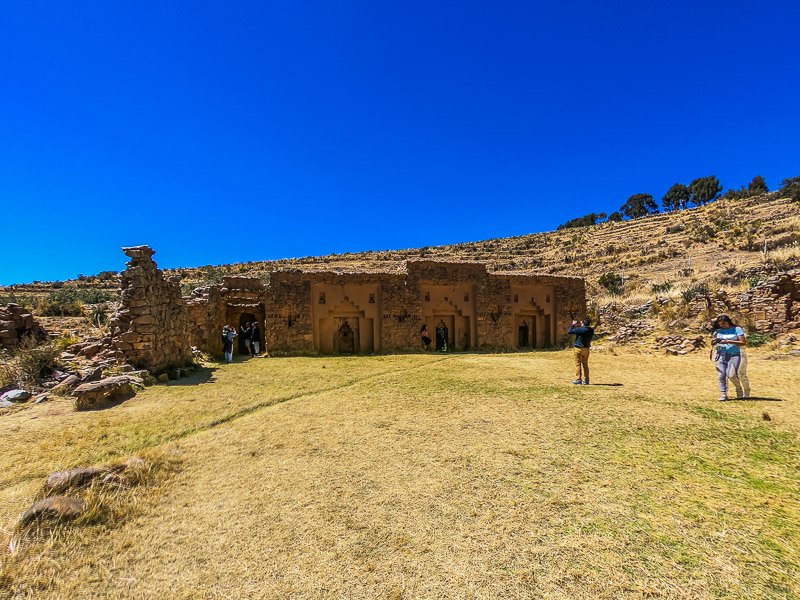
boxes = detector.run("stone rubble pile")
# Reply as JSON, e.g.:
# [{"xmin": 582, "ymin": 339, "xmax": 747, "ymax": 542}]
[
  {"xmin": 654, "ymin": 334, "xmax": 707, "ymax": 355},
  {"xmin": 605, "ymin": 320, "xmax": 652, "ymax": 343}
]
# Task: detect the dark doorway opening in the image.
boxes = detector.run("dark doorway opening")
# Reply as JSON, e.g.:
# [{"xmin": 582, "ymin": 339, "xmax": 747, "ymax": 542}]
[
  {"xmin": 238, "ymin": 313, "xmax": 256, "ymax": 355},
  {"xmin": 518, "ymin": 322, "xmax": 529, "ymax": 347},
  {"xmin": 435, "ymin": 324, "xmax": 449, "ymax": 351},
  {"xmin": 337, "ymin": 320, "xmax": 355, "ymax": 354}
]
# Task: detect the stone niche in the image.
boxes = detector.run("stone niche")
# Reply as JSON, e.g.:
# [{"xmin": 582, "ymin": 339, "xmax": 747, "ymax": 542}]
[
  {"xmin": 109, "ymin": 246, "xmax": 193, "ymax": 373},
  {"xmin": 312, "ymin": 283, "xmax": 380, "ymax": 354}
]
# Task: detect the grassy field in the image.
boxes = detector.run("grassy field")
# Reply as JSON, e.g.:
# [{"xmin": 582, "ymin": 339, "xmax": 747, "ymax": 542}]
[{"xmin": 1, "ymin": 351, "xmax": 799, "ymax": 599}]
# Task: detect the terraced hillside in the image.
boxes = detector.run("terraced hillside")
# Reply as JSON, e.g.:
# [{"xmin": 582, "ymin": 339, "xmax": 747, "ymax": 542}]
[{"xmin": 3, "ymin": 193, "xmax": 799, "ymax": 311}]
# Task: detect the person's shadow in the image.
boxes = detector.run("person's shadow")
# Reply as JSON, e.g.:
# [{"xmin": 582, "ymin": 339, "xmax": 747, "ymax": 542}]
[{"xmin": 585, "ymin": 383, "xmax": 623, "ymax": 386}]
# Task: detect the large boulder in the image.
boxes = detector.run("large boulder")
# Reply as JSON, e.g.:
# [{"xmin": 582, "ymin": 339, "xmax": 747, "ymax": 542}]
[
  {"xmin": 17, "ymin": 496, "xmax": 85, "ymax": 526},
  {"xmin": 72, "ymin": 375, "xmax": 143, "ymax": 410}
]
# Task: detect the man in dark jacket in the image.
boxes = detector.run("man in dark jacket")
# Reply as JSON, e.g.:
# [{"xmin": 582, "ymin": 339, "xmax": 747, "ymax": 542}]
[
  {"xmin": 250, "ymin": 322, "xmax": 261, "ymax": 355},
  {"xmin": 568, "ymin": 318, "xmax": 594, "ymax": 385}
]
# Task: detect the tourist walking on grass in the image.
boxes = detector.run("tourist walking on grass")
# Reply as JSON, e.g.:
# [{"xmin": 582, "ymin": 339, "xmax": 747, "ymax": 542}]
[
  {"xmin": 241, "ymin": 322, "xmax": 253, "ymax": 356},
  {"xmin": 711, "ymin": 314, "xmax": 747, "ymax": 401},
  {"xmin": 568, "ymin": 318, "xmax": 594, "ymax": 385},
  {"xmin": 250, "ymin": 321, "xmax": 261, "ymax": 355}
]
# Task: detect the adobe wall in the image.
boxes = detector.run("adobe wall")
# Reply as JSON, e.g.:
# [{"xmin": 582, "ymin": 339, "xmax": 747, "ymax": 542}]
[{"xmin": 109, "ymin": 246, "xmax": 193, "ymax": 372}]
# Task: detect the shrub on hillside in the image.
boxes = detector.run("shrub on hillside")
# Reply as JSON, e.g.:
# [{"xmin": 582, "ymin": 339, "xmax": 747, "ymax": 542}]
[
  {"xmin": 681, "ymin": 283, "xmax": 710, "ymax": 303},
  {"xmin": 598, "ymin": 272, "xmax": 624, "ymax": 295},
  {"xmin": 36, "ymin": 288, "xmax": 116, "ymax": 317}
]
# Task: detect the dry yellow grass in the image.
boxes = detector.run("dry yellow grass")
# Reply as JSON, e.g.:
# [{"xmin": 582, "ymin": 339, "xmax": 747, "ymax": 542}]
[{"xmin": 1, "ymin": 351, "xmax": 800, "ymax": 599}]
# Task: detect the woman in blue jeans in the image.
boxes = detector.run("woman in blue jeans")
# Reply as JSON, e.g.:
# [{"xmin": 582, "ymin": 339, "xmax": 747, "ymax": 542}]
[{"xmin": 711, "ymin": 314, "xmax": 747, "ymax": 401}]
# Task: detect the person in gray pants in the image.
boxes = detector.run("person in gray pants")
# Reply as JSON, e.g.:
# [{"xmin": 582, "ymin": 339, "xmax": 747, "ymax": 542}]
[{"xmin": 711, "ymin": 314, "xmax": 747, "ymax": 401}]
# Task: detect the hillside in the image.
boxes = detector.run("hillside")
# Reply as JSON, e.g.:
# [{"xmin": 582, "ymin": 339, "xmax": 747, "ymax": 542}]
[{"xmin": 3, "ymin": 193, "xmax": 798, "ymax": 313}]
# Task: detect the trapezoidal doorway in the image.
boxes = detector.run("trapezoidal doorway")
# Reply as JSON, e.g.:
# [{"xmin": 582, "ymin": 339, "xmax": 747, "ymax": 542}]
[{"xmin": 336, "ymin": 318, "xmax": 358, "ymax": 354}]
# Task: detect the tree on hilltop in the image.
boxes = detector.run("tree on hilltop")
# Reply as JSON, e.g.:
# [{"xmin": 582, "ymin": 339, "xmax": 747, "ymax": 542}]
[
  {"xmin": 778, "ymin": 175, "xmax": 800, "ymax": 203},
  {"xmin": 620, "ymin": 193, "xmax": 658, "ymax": 219},
  {"xmin": 662, "ymin": 183, "xmax": 690, "ymax": 211},
  {"xmin": 557, "ymin": 212, "xmax": 607, "ymax": 230},
  {"xmin": 748, "ymin": 175, "xmax": 769, "ymax": 194},
  {"xmin": 688, "ymin": 175, "xmax": 723, "ymax": 206},
  {"xmin": 607, "ymin": 211, "xmax": 623, "ymax": 222}
]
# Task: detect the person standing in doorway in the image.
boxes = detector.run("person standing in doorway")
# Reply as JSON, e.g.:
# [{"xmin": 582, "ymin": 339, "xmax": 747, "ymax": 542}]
[
  {"xmin": 711, "ymin": 314, "xmax": 747, "ymax": 401},
  {"xmin": 568, "ymin": 317, "xmax": 594, "ymax": 385},
  {"xmin": 250, "ymin": 321, "xmax": 261, "ymax": 355},
  {"xmin": 241, "ymin": 322, "xmax": 253, "ymax": 356}
]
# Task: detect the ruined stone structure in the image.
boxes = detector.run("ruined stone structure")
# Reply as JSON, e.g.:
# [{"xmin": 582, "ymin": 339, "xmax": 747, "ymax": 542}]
[
  {"xmin": 109, "ymin": 247, "xmax": 193, "ymax": 372},
  {"xmin": 689, "ymin": 270, "xmax": 800, "ymax": 333},
  {"xmin": 0, "ymin": 304, "xmax": 47, "ymax": 350},
  {"xmin": 264, "ymin": 261, "xmax": 585, "ymax": 354},
  {"xmin": 109, "ymin": 247, "xmax": 586, "ymax": 366}
]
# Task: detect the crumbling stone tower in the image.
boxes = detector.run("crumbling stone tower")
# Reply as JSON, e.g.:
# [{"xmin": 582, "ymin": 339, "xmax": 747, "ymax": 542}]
[{"xmin": 109, "ymin": 246, "xmax": 193, "ymax": 372}]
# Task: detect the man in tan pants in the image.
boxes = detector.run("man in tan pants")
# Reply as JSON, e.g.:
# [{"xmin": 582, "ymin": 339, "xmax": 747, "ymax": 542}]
[{"xmin": 568, "ymin": 318, "xmax": 594, "ymax": 385}]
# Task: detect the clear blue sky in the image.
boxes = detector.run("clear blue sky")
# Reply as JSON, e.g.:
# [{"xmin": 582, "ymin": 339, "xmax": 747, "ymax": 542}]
[{"xmin": 1, "ymin": 1, "xmax": 799, "ymax": 285}]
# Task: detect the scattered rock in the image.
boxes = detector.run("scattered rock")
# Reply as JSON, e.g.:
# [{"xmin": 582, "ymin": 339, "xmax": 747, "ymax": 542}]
[
  {"xmin": 17, "ymin": 496, "xmax": 85, "ymax": 526},
  {"xmin": 1, "ymin": 389, "xmax": 31, "ymax": 403},
  {"xmin": 46, "ymin": 466, "xmax": 106, "ymax": 492},
  {"xmin": 80, "ymin": 366, "xmax": 105, "ymax": 383},
  {"xmin": 33, "ymin": 394, "xmax": 51, "ymax": 404},
  {"xmin": 0, "ymin": 399, "xmax": 13, "ymax": 408},
  {"xmin": 50, "ymin": 375, "xmax": 80, "ymax": 394},
  {"xmin": 157, "ymin": 373, "xmax": 169, "ymax": 383},
  {"xmin": 166, "ymin": 369, "xmax": 180, "ymax": 380},
  {"xmin": 762, "ymin": 412, "xmax": 771, "ymax": 421},
  {"xmin": 72, "ymin": 375, "xmax": 142, "ymax": 410}
]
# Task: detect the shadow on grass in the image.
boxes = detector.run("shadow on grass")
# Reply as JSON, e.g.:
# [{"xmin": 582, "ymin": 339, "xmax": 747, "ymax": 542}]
[
  {"xmin": 732, "ymin": 396, "xmax": 784, "ymax": 402},
  {"xmin": 586, "ymin": 383, "xmax": 624, "ymax": 387},
  {"xmin": 162, "ymin": 367, "xmax": 217, "ymax": 387}
]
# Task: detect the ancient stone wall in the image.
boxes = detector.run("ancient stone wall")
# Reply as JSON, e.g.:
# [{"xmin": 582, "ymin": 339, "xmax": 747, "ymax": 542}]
[
  {"xmin": 0, "ymin": 304, "xmax": 48, "ymax": 350},
  {"xmin": 730, "ymin": 270, "xmax": 799, "ymax": 333},
  {"xmin": 109, "ymin": 246, "xmax": 193, "ymax": 372},
  {"xmin": 261, "ymin": 260, "xmax": 585, "ymax": 354},
  {"xmin": 688, "ymin": 270, "xmax": 799, "ymax": 333}
]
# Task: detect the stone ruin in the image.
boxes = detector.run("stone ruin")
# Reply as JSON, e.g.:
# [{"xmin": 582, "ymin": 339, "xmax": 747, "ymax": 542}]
[
  {"xmin": 0, "ymin": 304, "xmax": 48, "ymax": 351},
  {"xmin": 689, "ymin": 270, "xmax": 800, "ymax": 333},
  {"xmin": 108, "ymin": 246, "xmax": 193, "ymax": 373},
  {"xmin": 106, "ymin": 245, "xmax": 587, "ymax": 369}
]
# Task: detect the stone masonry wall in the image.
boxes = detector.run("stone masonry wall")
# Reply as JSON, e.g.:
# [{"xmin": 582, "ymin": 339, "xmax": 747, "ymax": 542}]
[
  {"xmin": 109, "ymin": 246, "xmax": 193, "ymax": 372},
  {"xmin": 688, "ymin": 270, "xmax": 800, "ymax": 333},
  {"xmin": 0, "ymin": 304, "xmax": 48, "ymax": 350},
  {"xmin": 262, "ymin": 260, "xmax": 586, "ymax": 353}
]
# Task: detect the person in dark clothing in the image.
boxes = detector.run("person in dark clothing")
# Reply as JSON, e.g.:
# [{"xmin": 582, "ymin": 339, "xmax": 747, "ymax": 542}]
[
  {"xmin": 241, "ymin": 322, "xmax": 253, "ymax": 356},
  {"xmin": 568, "ymin": 317, "xmax": 594, "ymax": 385},
  {"xmin": 250, "ymin": 322, "xmax": 261, "ymax": 355},
  {"xmin": 421, "ymin": 324, "xmax": 432, "ymax": 351}
]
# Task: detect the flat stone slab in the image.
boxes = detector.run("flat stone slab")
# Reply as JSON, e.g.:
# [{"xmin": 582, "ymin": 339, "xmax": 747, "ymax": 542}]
[
  {"xmin": 18, "ymin": 496, "xmax": 86, "ymax": 526},
  {"xmin": 72, "ymin": 375, "xmax": 143, "ymax": 411}
]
